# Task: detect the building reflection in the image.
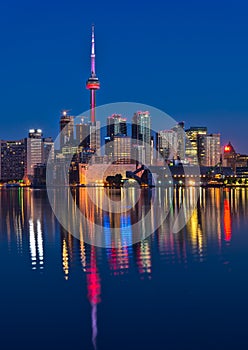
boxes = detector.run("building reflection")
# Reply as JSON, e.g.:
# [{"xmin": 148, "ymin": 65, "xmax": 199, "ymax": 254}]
[
  {"xmin": 3, "ymin": 187, "xmax": 248, "ymax": 348},
  {"xmin": 1, "ymin": 187, "xmax": 246, "ymax": 274},
  {"xmin": 223, "ymin": 195, "xmax": 232, "ymax": 242},
  {"xmin": 86, "ymin": 246, "xmax": 101, "ymax": 350}
]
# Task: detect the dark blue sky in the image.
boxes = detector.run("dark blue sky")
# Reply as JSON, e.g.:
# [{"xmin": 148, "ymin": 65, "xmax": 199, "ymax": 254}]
[{"xmin": 0, "ymin": 0, "xmax": 248, "ymax": 151}]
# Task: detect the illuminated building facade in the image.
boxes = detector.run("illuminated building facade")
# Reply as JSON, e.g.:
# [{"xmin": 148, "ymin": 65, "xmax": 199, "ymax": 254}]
[
  {"xmin": 0, "ymin": 139, "xmax": 26, "ymax": 181},
  {"xmin": 105, "ymin": 114, "xmax": 127, "ymax": 157},
  {"xmin": 223, "ymin": 142, "xmax": 237, "ymax": 170},
  {"xmin": 60, "ymin": 111, "xmax": 74, "ymax": 149},
  {"xmin": 172, "ymin": 121, "xmax": 185, "ymax": 160},
  {"xmin": 157, "ymin": 129, "xmax": 178, "ymax": 161},
  {"xmin": 43, "ymin": 137, "xmax": 54, "ymax": 164},
  {"xmin": 113, "ymin": 135, "xmax": 132, "ymax": 164},
  {"xmin": 198, "ymin": 133, "xmax": 221, "ymax": 166},
  {"xmin": 27, "ymin": 129, "xmax": 43, "ymax": 176},
  {"xmin": 132, "ymin": 111, "xmax": 151, "ymax": 165},
  {"xmin": 76, "ymin": 117, "xmax": 90, "ymax": 149},
  {"xmin": 89, "ymin": 121, "xmax": 101, "ymax": 153},
  {"xmin": 185, "ymin": 126, "xmax": 207, "ymax": 164}
]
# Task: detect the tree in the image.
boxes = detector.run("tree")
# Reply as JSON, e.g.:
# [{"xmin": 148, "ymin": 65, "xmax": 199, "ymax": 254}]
[{"xmin": 105, "ymin": 174, "xmax": 123, "ymax": 188}]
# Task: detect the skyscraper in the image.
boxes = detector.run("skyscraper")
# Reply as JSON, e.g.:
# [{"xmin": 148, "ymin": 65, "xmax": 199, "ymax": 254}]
[
  {"xmin": 76, "ymin": 117, "xmax": 90, "ymax": 149},
  {"xmin": 0, "ymin": 139, "xmax": 26, "ymax": 182},
  {"xmin": 27, "ymin": 129, "xmax": 43, "ymax": 176},
  {"xmin": 43, "ymin": 137, "xmax": 54, "ymax": 164},
  {"xmin": 198, "ymin": 133, "xmax": 221, "ymax": 166},
  {"xmin": 157, "ymin": 129, "xmax": 178, "ymax": 161},
  {"xmin": 172, "ymin": 121, "xmax": 185, "ymax": 160},
  {"xmin": 105, "ymin": 114, "xmax": 127, "ymax": 156},
  {"xmin": 185, "ymin": 127, "xmax": 207, "ymax": 165},
  {"xmin": 60, "ymin": 111, "xmax": 74, "ymax": 149},
  {"xmin": 132, "ymin": 111, "xmax": 151, "ymax": 165}
]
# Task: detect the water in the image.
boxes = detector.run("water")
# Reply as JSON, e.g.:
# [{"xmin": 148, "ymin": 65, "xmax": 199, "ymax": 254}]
[{"xmin": 0, "ymin": 187, "xmax": 248, "ymax": 349}]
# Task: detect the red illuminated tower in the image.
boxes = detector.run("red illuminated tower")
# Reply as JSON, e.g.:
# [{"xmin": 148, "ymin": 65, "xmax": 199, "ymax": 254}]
[{"xmin": 86, "ymin": 25, "xmax": 100, "ymax": 124}]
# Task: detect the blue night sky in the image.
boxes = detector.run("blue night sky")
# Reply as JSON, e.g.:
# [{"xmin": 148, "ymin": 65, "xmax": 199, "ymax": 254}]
[{"xmin": 0, "ymin": 0, "xmax": 248, "ymax": 152}]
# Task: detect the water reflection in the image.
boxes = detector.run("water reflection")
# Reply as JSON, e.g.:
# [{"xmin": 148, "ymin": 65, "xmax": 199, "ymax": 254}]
[{"xmin": 1, "ymin": 187, "xmax": 248, "ymax": 348}]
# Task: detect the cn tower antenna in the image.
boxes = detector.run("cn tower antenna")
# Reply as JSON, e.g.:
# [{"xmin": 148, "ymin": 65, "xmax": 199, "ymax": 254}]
[{"xmin": 86, "ymin": 24, "xmax": 100, "ymax": 124}]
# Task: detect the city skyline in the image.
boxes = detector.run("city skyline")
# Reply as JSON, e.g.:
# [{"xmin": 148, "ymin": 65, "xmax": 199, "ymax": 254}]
[
  {"xmin": 0, "ymin": 0, "xmax": 248, "ymax": 152},
  {"xmin": 0, "ymin": 21, "xmax": 246, "ymax": 186}
]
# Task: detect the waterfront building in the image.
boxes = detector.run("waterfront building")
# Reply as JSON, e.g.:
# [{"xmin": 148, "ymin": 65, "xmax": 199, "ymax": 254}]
[
  {"xmin": 185, "ymin": 126, "xmax": 207, "ymax": 164},
  {"xmin": 27, "ymin": 129, "xmax": 43, "ymax": 176},
  {"xmin": 132, "ymin": 111, "xmax": 151, "ymax": 165},
  {"xmin": 235, "ymin": 154, "xmax": 248, "ymax": 168},
  {"xmin": 198, "ymin": 133, "xmax": 221, "ymax": 166},
  {"xmin": 0, "ymin": 139, "xmax": 26, "ymax": 182},
  {"xmin": 32, "ymin": 164, "xmax": 47, "ymax": 187},
  {"xmin": 223, "ymin": 142, "xmax": 237, "ymax": 171}
]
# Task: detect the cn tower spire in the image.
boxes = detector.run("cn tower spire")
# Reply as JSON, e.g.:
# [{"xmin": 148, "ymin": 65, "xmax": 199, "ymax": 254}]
[
  {"xmin": 86, "ymin": 24, "xmax": 100, "ymax": 125},
  {"xmin": 91, "ymin": 24, "xmax": 96, "ymax": 76}
]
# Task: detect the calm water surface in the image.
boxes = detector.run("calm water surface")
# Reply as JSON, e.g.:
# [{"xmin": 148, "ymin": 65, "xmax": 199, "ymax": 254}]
[{"xmin": 0, "ymin": 187, "xmax": 248, "ymax": 350}]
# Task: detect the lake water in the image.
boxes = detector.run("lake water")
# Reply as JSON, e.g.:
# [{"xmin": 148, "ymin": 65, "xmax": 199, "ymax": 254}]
[{"xmin": 0, "ymin": 187, "xmax": 248, "ymax": 349}]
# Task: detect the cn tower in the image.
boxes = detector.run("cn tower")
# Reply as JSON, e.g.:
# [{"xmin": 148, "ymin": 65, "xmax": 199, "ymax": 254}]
[{"xmin": 86, "ymin": 25, "xmax": 100, "ymax": 124}]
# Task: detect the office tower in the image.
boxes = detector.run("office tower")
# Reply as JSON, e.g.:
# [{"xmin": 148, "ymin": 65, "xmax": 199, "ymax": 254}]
[
  {"xmin": 89, "ymin": 121, "xmax": 101, "ymax": 153},
  {"xmin": 0, "ymin": 139, "xmax": 26, "ymax": 181},
  {"xmin": 172, "ymin": 121, "xmax": 185, "ymax": 160},
  {"xmin": 86, "ymin": 25, "xmax": 101, "ymax": 152},
  {"xmin": 223, "ymin": 142, "xmax": 237, "ymax": 170},
  {"xmin": 157, "ymin": 129, "xmax": 178, "ymax": 161},
  {"xmin": 132, "ymin": 111, "xmax": 151, "ymax": 165},
  {"xmin": 27, "ymin": 129, "xmax": 43, "ymax": 176},
  {"xmin": 113, "ymin": 135, "xmax": 132, "ymax": 164},
  {"xmin": 105, "ymin": 114, "xmax": 127, "ymax": 156},
  {"xmin": 76, "ymin": 117, "xmax": 91, "ymax": 149},
  {"xmin": 185, "ymin": 127, "xmax": 207, "ymax": 165},
  {"xmin": 60, "ymin": 111, "xmax": 74, "ymax": 148},
  {"xmin": 107, "ymin": 114, "xmax": 127, "ymax": 138},
  {"xmin": 43, "ymin": 137, "xmax": 54, "ymax": 164},
  {"xmin": 198, "ymin": 133, "xmax": 221, "ymax": 166}
]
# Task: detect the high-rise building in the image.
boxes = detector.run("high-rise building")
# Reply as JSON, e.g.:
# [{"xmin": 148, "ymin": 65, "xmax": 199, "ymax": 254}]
[
  {"xmin": 76, "ymin": 117, "xmax": 90, "ymax": 149},
  {"xmin": 60, "ymin": 111, "xmax": 74, "ymax": 149},
  {"xmin": 172, "ymin": 121, "xmax": 185, "ymax": 160},
  {"xmin": 132, "ymin": 111, "xmax": 151, "ymax": 165},
  {"xmin": 43, "ymin": 137, "xmax": 54, "ymax": 164},
  {"xmin": 198, "ymin": 133, "xmax": 221, "ymax": 166},
  {"xmin": 0, "ymin": 139, "xmax": 26, "ymax": 182},
  {"xmin": 157, "ymin": 129, "xmax": 178, "ymax": 161},
  {"xmin": 185, "ymin": 127, "xmax": 207, "ymax": 164},
  {"xmin": 107, "ymin": 114, "xmax": 127, "ymax": 138},
  {"xmin": 89, "ymin": 121, "xmax": 101, "ymax": 154},
  {"xmin": 27, "ymin": 129, "xmax": 43, "ymax": 176},
  {"xmin": 113, "ymin": 135, "xmax": 132, "ymax": 164},
  {"xmin": 105, "ymin": 114, "xmax": 127, "ymax": 156}
]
